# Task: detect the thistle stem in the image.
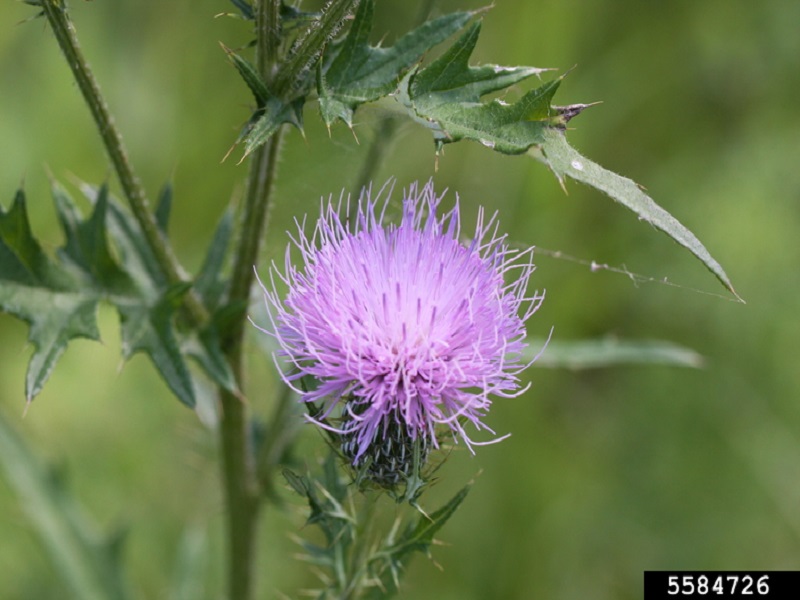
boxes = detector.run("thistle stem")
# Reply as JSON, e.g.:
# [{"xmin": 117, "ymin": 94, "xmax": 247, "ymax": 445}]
[
  {"xmin": 272, "ymin": 0, "xmax": 360, "ymax": 97},
  {"xmin": 217, "ymin": 1, "xmax": 285, "ymax": 598},
  {"xmin": 40, "ymin": 0, "xmax": 208, "ymax": 325}
]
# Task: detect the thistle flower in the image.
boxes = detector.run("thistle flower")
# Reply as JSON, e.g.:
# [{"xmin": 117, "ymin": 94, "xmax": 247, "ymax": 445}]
[{"xmin": 256, "ymin": 180, "xmax": 544, "ymax": 486}]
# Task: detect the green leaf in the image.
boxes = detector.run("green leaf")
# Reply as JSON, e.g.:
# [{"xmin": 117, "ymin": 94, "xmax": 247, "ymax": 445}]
[
  {"xmin": 535, "ymin": 128, "xmax": 739, "ymax": 296},
  {"xmin": 0, "ymin": 409, "xmax": 131, "ymax": 600},
  {"xmin": 1, "ymin": 183, "xmax": 220, "ymax": 407},
  {"xmin": 0, "ymin": 189, "xmax": 72, "ymax": 288},
  {"xmin": 385, "ymin": 483, "xmax": 471, "ymax": 560},
  {"xmin": 243, "ymin": 96, "xmax": 304, "ymax": 158},
  {"xmin": 400, "ymin": 21, "xmax": 553, "ymax": 154},
  {"xmin": 194, "ymin": 208, "xmax": 233, "ymax": 311},
  {"xmin": 396, "ymin": 19, "xmax": 735, "ymax": 294},
  {"xmin": 54, "ymin": 183, "xmax": 136, "ymax": 295},
  {"xmin": 228, "ymin": 0, "xmax": 253, "ymax": 21},
  {"xmin": 80, "ymin": 183, "xmax": 235, "ymax": 404},
  {"xmin": 184, "ymin": 322, "xmax": 238, "ymax": 395},
  {"xmin": 118, "ymin": 283, "xmax": 196, "ymax": 407},
  {"xmin": 222, "ymin": 41, "xmax": 304, "ymax": 160},
  {"xmin": 318, "ymin": 0, "xmax": 475, "ymax": 127},
  {"xmin": 222, "ymin": 44, "xmax": 270, "ymax": 108},
  {"xmin": 528, "ymin": 336, "xmax": 705, "ymax": 369},
  {"xmin": 1, "ymin": 189, "xmax": 101, "ymax": 400},
  {"xmin": 78, "ymin": 182, "xmax": 166, "ymax": 297}
]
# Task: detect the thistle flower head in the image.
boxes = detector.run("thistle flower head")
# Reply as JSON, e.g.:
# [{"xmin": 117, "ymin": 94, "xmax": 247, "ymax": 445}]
[{"xmin": 256, "ymin": 180, "xmax": 544, "ymax": 484}]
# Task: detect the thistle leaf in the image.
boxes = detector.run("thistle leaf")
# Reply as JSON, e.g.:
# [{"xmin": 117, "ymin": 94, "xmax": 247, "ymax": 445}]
[
  {"xmin": 400, "ymin": 21, "xmax": 553, "ymax": 154},
  {"xmin": 228, "ymin": 0, "xmax": 254, "ymax": 21},
  {"xmin": 222, "ymin": 45, "xmax": 270, "ymax": 108},
  {"xmin": 386, "ymin": 483, "xmax": 471, "ymax": 559},
  {"xmin": 1, "ymin": 189, "xmax": 102, "ymax": 400},
  {"xmin": 1, "ymin": 183, "xmax": 232, "ymax": 407},
  {"xmin": 118, "ymin": 284, "xmax": 196, "ymax": 407},
  {"xmin": 243, "ymin": 96, "xmax": 304, "ymax": 158},
  {"xmin": 535, "ymin": 128, "xmax": 739, "ymax": 296},
  {"xmin": 195, "ymin": 208, "xmax": 233, "ymax": 312},
  {"xmin": 184, "ymin": 322, "xmax": 238, "ymax": 395},
  {"xmin": 398, "ymin": 20, "xmax": 735, "ymax": 294},
  {"xmin": 318, "ymin": 0, "xmax": 475, "ymax": 127},
  {"xmin": 53, "ymin": 184, "xmax": 136, "ymax": 295}
]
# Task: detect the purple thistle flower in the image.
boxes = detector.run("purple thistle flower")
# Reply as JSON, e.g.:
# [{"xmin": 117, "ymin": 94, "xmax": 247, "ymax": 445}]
[{"xmin": 255, "ymin": 180, "xmax": 544, "ymax": 481}]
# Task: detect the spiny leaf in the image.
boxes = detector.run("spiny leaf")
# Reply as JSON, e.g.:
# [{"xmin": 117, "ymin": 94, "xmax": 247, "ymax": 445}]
[
  {"xmin": 54, "ymin": 183, "xmax": 135, "ymax": 295},
  {"xmin": 318, "ymin": 0, "xmax": 475, "ymax": 127},
  {"xmin": 0, "ymin": 410, "xmax": 132, "ymax": 600},
  {"xmin": 400, "ymin": 21, "xmax": 554, "ymax": 154},
  {"xmin": 1, "ymin": 183, "xmax": 231, "ymax": 407},
  {"xmin": 410, "ymin": 21, "xmax": 547, "ymax": 104},
  {"xmin": 386, "ymin": 483, "xmax": 471, "ymax": 559},
  {"xmin": 535, "ymin": 128, "xmax": 739, "ymax": 297},
  {"xmin": 194, "ymin": 208, "xmax": 234, "ymax": 311},
  {"xmin": 1, "ymin": 189, "xmax": 101, "ymax": 400},
  {"xmin": 184, "ymin": 322, "xmax": 238, "ymax": 395},
  {"xmin": 396, "ymin": 18, "xmax": 735, "ymax": 294},
  {"xmin": 222, "ymin": 44, "xmax": 270, "ymax": 108},
  {"xmin": 0, "ymin": 189, "xmax": 71, "ymax": 288},
  {"xmin": 223, "ymin": 46, "xmax": 305, "ymax": 158},
  {"xmin": 79, "ymin": 183, "xmax": 238, "ymax": 402},
  {"xmin": 243, "ymin": 96, "xmax": 304, "ymax": 158},
  {"xmin": 78, "ymin": 182, "xmax": 166, "ymax": 297},
  {"xmin": 229, "ymin": 0, "xmax": 253, "ymax": 21},
  {"xmin": 118, "ymin": 283, "xmax": 196, "ymax": 407}
]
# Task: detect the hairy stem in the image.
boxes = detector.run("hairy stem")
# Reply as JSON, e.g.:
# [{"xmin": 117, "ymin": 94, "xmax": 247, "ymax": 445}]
[
  {"xmin": 40, "ymin": 0, "xmax": 208, "ymax": 324},
  {"xmin": 219, "ymin": 88, "xmax": 283, "ymax": 600},
  {"xmin": 272, "ymin": 0, "xmax": 360, "ymax": 96},
  {"xmin": 256, "ymin": 0, "xmax": 281, "ymax": 81}
]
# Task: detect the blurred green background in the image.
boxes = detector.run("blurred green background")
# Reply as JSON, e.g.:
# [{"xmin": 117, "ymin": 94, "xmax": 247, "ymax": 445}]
[{"xmin": 2, "ymin": 0, "xmax": 799, "ymax": 598}]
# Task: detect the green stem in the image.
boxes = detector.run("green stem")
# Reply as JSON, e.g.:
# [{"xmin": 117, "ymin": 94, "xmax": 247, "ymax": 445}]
[
  {"xmin": 219, "ymin": 1, "xmax": 360, "ymax": 597},
  {"xmin": 218, "ymin": 89, "xmax": 283, "ymax": 600},
  {"xmin": 217, "ymin": 2, "xmax": 285, "ymax": 599},
  {"xmin": 40, "ymin": 0, "xmax": 208, "ymax": 325},
  {"xmin": 256, "ymin": 0, "xmax": 281, "ymax": 81}
]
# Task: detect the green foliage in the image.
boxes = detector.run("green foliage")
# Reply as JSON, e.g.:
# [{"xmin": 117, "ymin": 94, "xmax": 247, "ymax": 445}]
[
  {"xmin": 318, "ymin": 0, "xmax": 475, "ymax": 128},
  {"xmin": 227, "ymin": 3, "xmax": 735, "ymax": 296},
  {"xmin": 284, "ymin": 454, "xmax": 470, "ymax": 599},
  {"xmin": 399, "ymin": 21, "xmax": 556, "ymax": 153},
  {"xmin": 0, "ymin": 410, "xmax": 131, "ymax": 600},
  {"xmin": 535, "ymin": 129, "xmax": 738, "ymax": 296},
  {"xmin": 0, "ymin": 185, "xmax": 234, "ymax": 406}
]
